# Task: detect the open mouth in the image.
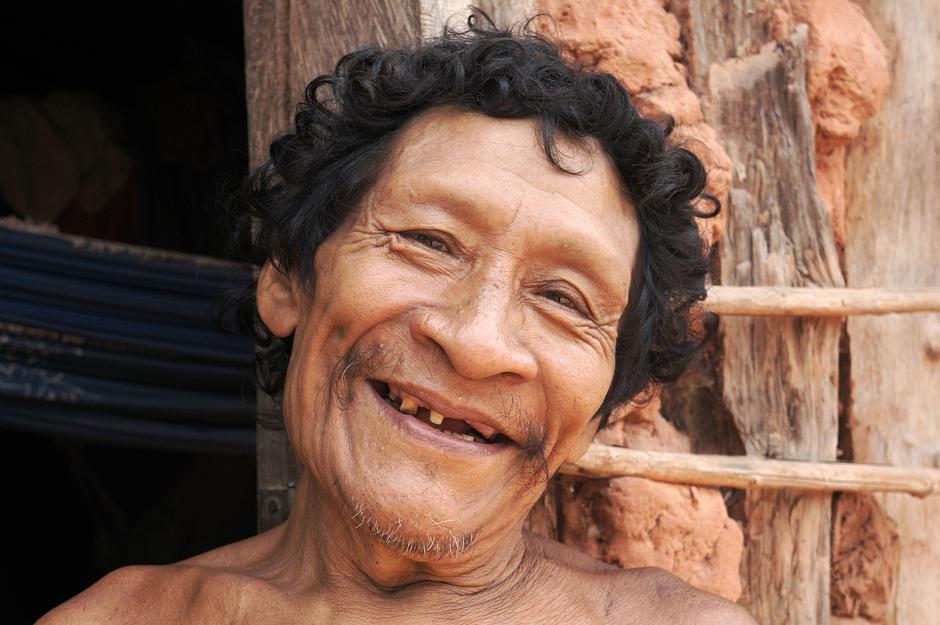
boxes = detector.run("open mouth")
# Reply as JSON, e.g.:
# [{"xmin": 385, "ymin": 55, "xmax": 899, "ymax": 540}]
[{"xmin": 370, "ymin": 380, "xmax": 510, "ymax": 445}]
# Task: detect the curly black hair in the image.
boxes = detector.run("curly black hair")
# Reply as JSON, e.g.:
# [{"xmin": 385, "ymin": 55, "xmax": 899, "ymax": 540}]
[{"xmin": 226, "ymin": 16, "xmax": 717, "ymax": 429}]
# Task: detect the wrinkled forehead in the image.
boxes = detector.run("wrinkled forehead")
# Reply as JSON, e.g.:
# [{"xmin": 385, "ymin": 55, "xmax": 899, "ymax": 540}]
[{"xmin": 383, "ymin": 107, "xmax": 631, "ymax": 218}]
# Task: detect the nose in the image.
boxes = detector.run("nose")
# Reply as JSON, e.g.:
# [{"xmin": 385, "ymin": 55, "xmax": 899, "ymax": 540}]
[{"xmin": 410, "ymin": 275, "xmax": 538, "ymax": 382}]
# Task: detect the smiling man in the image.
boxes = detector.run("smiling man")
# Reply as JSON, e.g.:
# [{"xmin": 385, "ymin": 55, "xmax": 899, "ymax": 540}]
[{"xmin": 40, "ymin": 19, "xmax": 755, "ymax": 625}]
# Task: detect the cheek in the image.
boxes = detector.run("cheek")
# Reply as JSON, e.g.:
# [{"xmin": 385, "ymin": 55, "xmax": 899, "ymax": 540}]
[
  {"xmin": 540, "ymin": 345, "xmax": 614, "ymax": 440},
  {"xmin": 312, "ymin": 259, "xmax": 422, "ymax": 343},
  {"xmin": 306, "ymin": 241, "xmax": 403, "ymax": 330},
  {"xmin": 285, "ymin": 248, "xmax": 431, "ymax": 413}
]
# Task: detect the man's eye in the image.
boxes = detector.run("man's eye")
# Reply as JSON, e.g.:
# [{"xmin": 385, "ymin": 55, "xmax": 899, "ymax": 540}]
[
  {"xmin": 403, "ymin": 232, "xmax": 449, "ymax": 253},
  {"xmin": 542, "ymin": 290, "xmax": 580, "ymax": 311}
]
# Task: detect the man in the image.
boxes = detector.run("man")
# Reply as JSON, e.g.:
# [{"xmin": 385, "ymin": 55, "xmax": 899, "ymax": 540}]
[{"xmin": 40, "ymin": 20, "xmax": 755, "ymax": 625}]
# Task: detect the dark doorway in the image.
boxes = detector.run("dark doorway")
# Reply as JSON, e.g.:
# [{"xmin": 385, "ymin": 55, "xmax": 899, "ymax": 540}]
[{"xmin": 0, "ymin": 3, "xmax": 255, "ymax": 622}]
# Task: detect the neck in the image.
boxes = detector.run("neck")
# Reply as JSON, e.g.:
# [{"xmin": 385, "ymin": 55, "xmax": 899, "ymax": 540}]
[{"xmin": 264, "ymin": 471, "xmax": 541, "ymax": 616}]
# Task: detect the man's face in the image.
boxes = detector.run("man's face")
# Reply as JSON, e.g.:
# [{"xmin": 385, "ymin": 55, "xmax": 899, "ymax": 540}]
[{"xmin": 263, "ymin": 107, "xmax": 638, "ymax": 557}]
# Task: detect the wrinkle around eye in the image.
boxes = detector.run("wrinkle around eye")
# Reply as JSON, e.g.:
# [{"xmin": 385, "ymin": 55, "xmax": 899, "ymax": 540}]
[
  {"xmin": 580, "ymin": 319, "xmax": 619, "ymax": 359},
  {"xmin": 570, "ymin": 306, "xmax": 622, "ymax": 357},
  {"xmin": 386, "ymin": 231, "xmax": 459, "ymax": 273},
  {"xmin": 526, "ymin": 296, "xmax": 617, "ymax": 357},
  {"xmin": 341, "ymin": 224, "xmax": 397, "ymax": 255}
]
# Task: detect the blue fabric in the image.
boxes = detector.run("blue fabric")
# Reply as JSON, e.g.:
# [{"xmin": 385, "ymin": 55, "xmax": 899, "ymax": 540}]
[{"xmin": 0, "ymin": 224, "xmax": 257, "ymax": 454}]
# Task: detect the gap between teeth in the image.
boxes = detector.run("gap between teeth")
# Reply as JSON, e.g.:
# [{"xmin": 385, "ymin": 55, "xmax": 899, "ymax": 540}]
[{"xmin": 386, "ymin": 387, "xmax": 486, "ymax": 443}]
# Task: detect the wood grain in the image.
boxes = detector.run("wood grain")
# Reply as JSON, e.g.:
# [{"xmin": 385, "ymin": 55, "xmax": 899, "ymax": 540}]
[
  {"xmin": 675, "ymin": 0, "xmax": 776, "ymax": 95},
  {"xmin": 843, "ymin": 2, "xmax": 940, "ymax": 623},
  {"xmin": 243, "ymin": 0, "xmax": 423, "ymax": 166},
  {"xmin": 561, "ymin": 443, "xmax": 940, "ymax": 497},
  {"xmin": 704, "ymin": 286, "xmax": 940, "ymax": 316},
  {"xmin": 704, "ymin": 24, "xmax": 842, "ymax": 624}
]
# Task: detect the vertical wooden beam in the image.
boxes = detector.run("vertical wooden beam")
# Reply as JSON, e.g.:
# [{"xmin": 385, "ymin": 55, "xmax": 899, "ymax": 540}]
[
  {"xmin": 243, "ymin": 0, "xmax": 292, "ymax": 168},
  {"xmin": 844, "ymin": 2, "xmax": 940, "ymax": 623},
  {"xmin": 243, "ymin": 0, "xmax": 426, "ymax": 166},
  {"xmin": 243, "ymin": 0, "xmax": 425, "ymax": 531},
  {"xmin": 678, "ymin": 3, "xmax": 851, "ymax": 619},
  {"xmin": 679, "ymin": 0, "xmax": 774, "ymax": 96},
  {"xmin": 692, "ymin": 18, "xmax": 844, "ymax": 624}
]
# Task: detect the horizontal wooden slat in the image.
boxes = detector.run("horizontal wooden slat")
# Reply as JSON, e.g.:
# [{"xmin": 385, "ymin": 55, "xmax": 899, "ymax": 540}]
[
  {"xmin": 703, "ymin": 286, "xmax": 940, "ymax": 316},
  {"xmin": 560, "ymin": 443, "xmax": 940, "ymax": 497}
]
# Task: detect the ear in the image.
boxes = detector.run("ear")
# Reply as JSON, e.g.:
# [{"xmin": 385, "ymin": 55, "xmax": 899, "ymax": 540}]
[
  {"xmin": 563, "ymin": 414, "xmax": 602, "ymax": 464},
  {"xmin": 256, "ymin": 262, "xmax": 301, "ymax": 337}
]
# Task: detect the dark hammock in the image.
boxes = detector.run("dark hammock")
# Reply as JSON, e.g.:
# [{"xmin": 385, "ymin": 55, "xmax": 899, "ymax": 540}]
[{"xmin": 0, "ymin": 222, "xmax": 256, "ymax": 454}]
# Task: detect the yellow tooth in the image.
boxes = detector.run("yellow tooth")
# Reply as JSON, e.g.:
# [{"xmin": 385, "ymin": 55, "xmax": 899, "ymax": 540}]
[
  {"xmin": 458, "ymin": 433, "xmax": 475, "ymax": 442},
  {"xmin": 429, "ymin": 410, "xmax": 445, "ymax": 425},
  {"xmin": 399, "ymin": 397, "xmax": 418, "ymax": 414}
]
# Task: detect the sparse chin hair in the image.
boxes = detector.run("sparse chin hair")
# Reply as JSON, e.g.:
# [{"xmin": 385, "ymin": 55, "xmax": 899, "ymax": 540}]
[{"xmin": 346, "ymin": 499, "xmax": 477, "ymax": 560}]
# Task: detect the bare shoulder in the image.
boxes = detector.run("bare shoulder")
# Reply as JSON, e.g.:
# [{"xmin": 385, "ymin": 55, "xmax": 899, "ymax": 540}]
[
  {"xmin": 35, "ymin": 561, "xmax": 267, "ymax": 625},
  {"xmin": 526, "ymin": 530, "xmax": 620, "ymax": 576},
  {"xmin": 608, "ymin": 566, "xmax": 757, "ymax": 625},
  {"xmin": 36, "ymin": 530, "xmax": 283, "ymax": 625},
  {"xmin": 36, "ymin": 565, "xmax": 178, "ymax": 625},
  {"xmin": 525, "ymin": 533, "xmax": 755, "ymax": 625}
]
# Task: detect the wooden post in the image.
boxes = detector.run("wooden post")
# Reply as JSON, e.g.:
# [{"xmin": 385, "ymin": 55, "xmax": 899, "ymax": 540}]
[
  {"xmin": 843, "ymin": 3, "xmax": 940, "ymax": 622},
  {"xmin": 243, "ymin": 0, "xmax": 423, "ymax": 167},
  {"xmin": 678, "ymin": 5, "xmax": 845, "ymax": 619}
]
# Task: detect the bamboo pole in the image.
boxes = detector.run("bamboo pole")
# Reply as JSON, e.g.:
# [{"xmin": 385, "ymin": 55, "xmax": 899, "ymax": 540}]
[
  {"xmin": 703, "ymin": 286, "xmax": 940, "ymax": 316},
  {"xmin": 560, "ymin": 443, "xmax": 940, "ymax": 497}
]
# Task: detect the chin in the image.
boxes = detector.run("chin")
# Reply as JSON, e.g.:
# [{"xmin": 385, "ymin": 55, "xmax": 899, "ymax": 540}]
[
  {"xmin": 342, "ymin": 491, "xmax": 479, "ymax": 560},
  {"xmin": 288, "ymin": 344, "xmax": 547, "ymax": 559},
  {"xmin": 318, "ymin": 435, "xmax": 534, "ymax": 563}
]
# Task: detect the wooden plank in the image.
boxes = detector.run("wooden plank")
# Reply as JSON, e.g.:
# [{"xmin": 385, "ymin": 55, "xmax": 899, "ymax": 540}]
[
  {"xmin": 560, "ymin": 444, "xmax": 940, "ymax": 497},
  {"xmin": 674, "ymin": 0, "xmax": 775, "ymax": 95},
  {"xmin": 243, "ymin": 0, "xmax": 425, "ymax": 531},
  {"xmin": 704, "ymin": 286, "xmax": 940, "ymax": 316},
  {"xmin": 243, "ymin": 0, "xmax": 423, "ymax": 166},
  {"xmin": 843, "ymin": 2, "xmax": 940, "ymax": 623},
  {"xmin": 243, "ymin": 0, "xmax": 292, "ymax": 168},
  {"xmin": 704, "ymin": 24, "xmax": 843, "ymax": 624},
  {"xmin": 254, "ymin": 393, "xmax": 302, "ymax": 532},
  {"xmin": 0, "ymin": 217, "xmax": 243, "ymax": 268}
]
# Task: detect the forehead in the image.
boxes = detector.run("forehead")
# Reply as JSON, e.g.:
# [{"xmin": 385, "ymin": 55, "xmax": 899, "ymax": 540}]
[
  {"xmin": 385, "ymin": 108, "xmax": 632, "ymax": 219},
  {"xmin": 372, "ymin": 108, "xmax": 639, "ymax": 300}
]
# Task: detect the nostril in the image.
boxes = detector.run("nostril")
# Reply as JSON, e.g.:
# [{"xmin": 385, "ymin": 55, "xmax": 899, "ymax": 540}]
[
  {"xmin": 410, "ymin": 307, "xmax": 537, "ymax": 381},
  {"xmin": 409, "ymin": 307, "xmax": 451, "ymax": 355}
]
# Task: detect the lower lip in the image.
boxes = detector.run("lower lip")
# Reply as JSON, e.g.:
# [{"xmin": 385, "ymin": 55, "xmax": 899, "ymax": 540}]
[{"xmin": 368, "ymin": 383, "xmax": 510, "ymax": 458}]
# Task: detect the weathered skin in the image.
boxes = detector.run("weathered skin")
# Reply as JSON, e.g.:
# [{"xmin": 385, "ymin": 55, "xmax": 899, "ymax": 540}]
[{"xmin": 38, "ymin": 109, "xmax": 754, "ymax": 625}]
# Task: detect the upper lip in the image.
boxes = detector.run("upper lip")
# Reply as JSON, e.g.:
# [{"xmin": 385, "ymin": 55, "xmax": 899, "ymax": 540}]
[{"xmin": 376, "ymin": 378, "xmax": 518, "ymax": 444}]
